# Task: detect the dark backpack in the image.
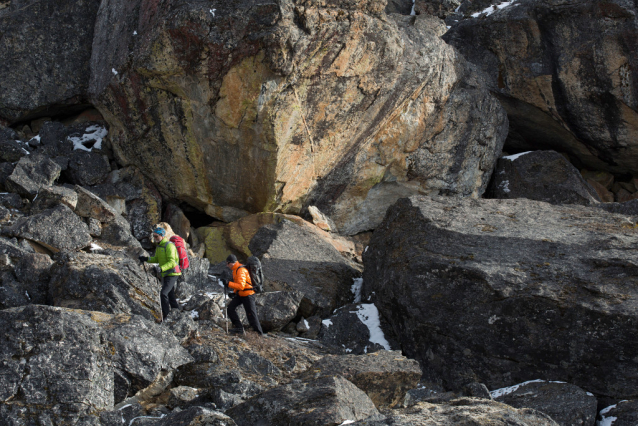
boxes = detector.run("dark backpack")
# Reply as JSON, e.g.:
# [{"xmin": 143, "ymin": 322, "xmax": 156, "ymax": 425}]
[
  {"xmin": 169, "ymin": 235, "xmax": 189, "ymax": 273},
  {"xmin": 238, "ymin": 256, "xmax": 264, "ymax": 293}
]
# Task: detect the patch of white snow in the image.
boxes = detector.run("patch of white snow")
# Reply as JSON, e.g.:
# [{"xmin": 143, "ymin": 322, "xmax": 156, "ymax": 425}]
[
  {"xmin": 322, "ymin": 319, "xmax": 333, "ymax": 328},
  {"xmin": 340, "ymin": 421, "xmax": 355, "ymax": 425},
  {"xmin": 471, "ymin": 1, "xmax": 518, "ymax": 18},
  {"xmin": 410, "ymin": 0, "xmax": 415, "ymax": 15},
  {"xmin": 129, "ymin": 414, "xmax": 165, "ymax": 425},
  {"xmin": 499, "ymin": 180, "xmax": 510, "ymax": 193},
  {"xmin": 112, "ymin": 68, "xmax": 118, "ymax": 75},
  {"xmin": 502, "ymin": 151, "xmax": 532, "ymax": 161},
  {"xmin": 210, "ymin": 8, "xmax": 216, "ymax": 17},
  {"xmin": 190, "ymin": 310, "xmax": 199, "ymax": 320},
  {"xmin": 490, "ymin": 379, "xmax": 545, "ymax": 399},
  {"xmin": 133, "ymin": 31, "xmax": 137, "ymax": 35},
  {"xmin": 68, "ymin": 125, "xmax": 108, "ymax": 152},
  {"xmin": 356, "ymin": 304, "xmax": 391, "ymax": 350},
  {"xmin": 90, "ymin": 243, "xmax": 103, "ymax": 251},
  {"xmin": 351, "ymin": 277, "xmax": 363, "ymax": 303}
]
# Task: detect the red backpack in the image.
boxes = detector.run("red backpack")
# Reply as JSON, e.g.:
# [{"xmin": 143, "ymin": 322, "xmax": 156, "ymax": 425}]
[{"xmin": 169, "ymin": 235, "xmax": 189, "ymax": 273}]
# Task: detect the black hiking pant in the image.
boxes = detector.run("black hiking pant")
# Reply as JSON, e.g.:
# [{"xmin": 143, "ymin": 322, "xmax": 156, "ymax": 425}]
[
  {"xmin": 161, "ymin": 275, "xmax": 180, "ymax": 319},
  {"xmin": 227, "ymin": 294, "xmax": 263, "ymax": 334}
]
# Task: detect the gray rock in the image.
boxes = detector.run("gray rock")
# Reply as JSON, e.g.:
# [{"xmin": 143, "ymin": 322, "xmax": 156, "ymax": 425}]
[
  {"xmin": 318, "ymin": 303, "xmax": 389, "ymax": 355},
  {"xmin": 0, "ymin": 162, "xmax": 16, "ymax": 191},
  {"xmin": 0, "ymin": 0, "xmax": 99, "ymax": 123},
  {"xmin": 249, "ymin": 219, "xmax": 359, "ymax": 318},
  {"xmin": 164, "ymin": 310, "xmax": 199, "ymax": 344},
  {"xmin": 99, "ymin": 402, "xmax": 144, "ymax": 426},
  {"xmin": 0, "ymin": 271, "xmax": 31, "ymax": 309},
  {"xmin": 443, "ymin": 0, "xmax": 638, "ymax": 176},
  {"xmin": 0, "ymin": 139, "xmax": 29, "ymax": 163},
  {"xmin": 598, "ymin": 199, "xmax": 638, "ymax": 217},
  {"xmin": 167, "ymin": 386, "xmax": 200, "ymax": 409},
  {"xmin": 463, "ymin": 382, "xmax": 492, "ymax": 400},
  {"xmin": 100, "ymin": 213, "xmax": 143, "ymax": 251},
  {"xmin": 0, "ymin": 192, "xmax": 22, "ymax": 210},
  {"xmin": 75, "ymin": 185, "xmax": 117, "ymax": 223},
  {"xmin": 352, "ymin": 398, "xmax": 559, "ymax": 425},
  {"xmin": 6, "ymin": 204, "xmax": 91, "ymax": 252},
  {"xmin": 226, "ymin": 375, "xmax": 380, "ymax": 426},
  {"xmin": 36, "ymin": 121, "xmax": 76, "ymax": 160},
  {"xmin": 300, "ymin": 315, "xmax": 322, "ymax": 340},
  {"xmin": 487, "ymin": 151, "xmax": 600, "ymax": 206},
  {"xmin": 5, "ymin": 154, "xmax": 61, "ymax": 200},
  {"xmin": 151, "ymin": 406, "xmax": 237, "ymax": 426},
  {"xmin": 165, "ymin": 203, "xmax": 191, "ymax": 240},
  {"xmin": 0, "ymin": 236, "xmax": 31, "ymax": 263},
  {"xmin": 492, "ymin": 381, "xmax": 597, "ymax": 426},
  {"xmin": 176, "ymin": 365, "xmax": 242, "ymax": 390},
  {"xmin": 238, "ymin": 351, "xmax": 281, "ymax": 377},
  {"xmin": 363, "ymin": 195, "xmax": 638, "ymax": 399},
  {"xmin": 0, "ymin": 205, "xmax": 9, "ymax": 223},
  {"xmin": 386, "ymin": 0, "xmax": 413, "ymax": 15},
  {"xmin": 213, "ymin": 388, "xmax": 244, "ymax": 411},
  {"xmin": 0, "ymin": 305, "xmax": 113, "ymax": 425},
  {"xmin": 301, "ymin": 351, "xmax": 422, "ymax": 409},
  {"xmin": 184, "ymin": 345, "xmax": 219, "ymax": 364},
  {"xmin": 87, "ymin": 217, "xmax": 103, "ymax": 237},
  {"xmin": 182, "ymin": 255, "xmax": 212, "ymax": 292},
  {"xmin": 30, "ymin": 185, "xmax": 78, "ymax": 212},
  {"xmin": 238, "ymin": 290, "xmax": 303, "ymax": 332},
  {"xmin": 67, "ymin": 151, "xmax": 111, "ymax": 186},
  {"xmin": 14, "ymin": 252, "xmax": 53, "ymax": 304},
  {"xmin": 48, "ymin": 251, "xmax": 162, "ymax": 321},
  {"xmin": 597, "ymin": 400, "xmax": 638, "ymax": 426}
]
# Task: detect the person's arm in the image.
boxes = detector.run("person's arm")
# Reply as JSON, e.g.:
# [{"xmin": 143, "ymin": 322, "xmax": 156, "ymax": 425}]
[
  {"xmin": 160, "ymin": 243, "xmax": 179, "ymax": 273},
  {"xmin": 228, "ymin": 268, "xmax": 250, "ymax": 291}
]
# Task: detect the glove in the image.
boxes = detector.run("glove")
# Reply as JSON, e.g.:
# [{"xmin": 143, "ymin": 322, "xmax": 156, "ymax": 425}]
[
  {"xmin": 154, "ymin": 265, "xmax": 162, "ymax": 277},
  {"xmin": 139, "ymin": 256, "xmax": 149, "ymax": 263}
]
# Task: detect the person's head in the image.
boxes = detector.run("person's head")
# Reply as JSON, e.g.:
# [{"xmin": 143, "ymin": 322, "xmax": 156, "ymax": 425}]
[
  {"xmin": 152, "ymin": 227, "xmax": 166, "ymax": 244},
  {"xmin": 226, "ymin": 254, "xmax": 237, "ymax": 269}
]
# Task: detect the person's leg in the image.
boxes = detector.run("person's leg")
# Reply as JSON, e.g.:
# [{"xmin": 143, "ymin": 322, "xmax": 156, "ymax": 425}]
[
  {"xmin": 226, "ymin": 295, "xmax": 244, "ymax": 330},
  {"xmin": 160, "ymin": 276, "xmax": 175, "ymax": 319},
  {"xmin": 242, "ymin": 295, "xmax": 264, "ymax": 335},
  {"xmin": 166, "ymin": 276, "xmax": 180, "ymax": 309}
]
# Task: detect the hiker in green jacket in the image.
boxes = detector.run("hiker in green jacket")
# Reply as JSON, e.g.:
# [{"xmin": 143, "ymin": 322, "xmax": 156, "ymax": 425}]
[{"xmin": 139, "ymin": 227, "xmax": 181, "ymax": 320}]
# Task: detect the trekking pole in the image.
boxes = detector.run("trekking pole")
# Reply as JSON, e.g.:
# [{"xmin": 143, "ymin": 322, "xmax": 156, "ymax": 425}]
[{"xmin": 222, "ymin": 279, "xmax": 228, "ymax": 335}]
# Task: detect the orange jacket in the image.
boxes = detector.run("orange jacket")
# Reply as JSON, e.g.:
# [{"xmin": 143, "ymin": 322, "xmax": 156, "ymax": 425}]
[{"xmin": 228, "ymin": 262, "xmax": 255, "ymax": 297}]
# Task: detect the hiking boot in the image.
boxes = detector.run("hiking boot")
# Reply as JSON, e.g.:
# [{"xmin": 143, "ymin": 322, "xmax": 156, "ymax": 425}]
[{"xmin": 229, "ymin": 327, "xmax": 245, "ymax": 335}]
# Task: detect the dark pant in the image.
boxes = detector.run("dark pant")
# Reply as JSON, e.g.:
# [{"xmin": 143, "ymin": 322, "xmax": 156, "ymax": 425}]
[
  {"xmin": 161, "ymin": 275, "xmax": 180, "ymax": 319},
  {"xmin": 227, "ymin": 294, "xmax": 263, "ymax": 334}
]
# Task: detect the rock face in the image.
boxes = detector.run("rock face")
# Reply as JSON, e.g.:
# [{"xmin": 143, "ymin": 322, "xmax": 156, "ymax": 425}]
[
  {"xmin": 5, "ymin": 154, "xmax": 62, "ymax": 200},
  {"xmin": 0, "ymin": 0, "xmax": 99, "ymax": 123},
  {"xmin": 318, "ymin": 303, "xmax": 390, "ymax": 355},
  {"xmin": 0, "ymin": 305, "xmax": 113, "ymax": 425},
  {"xmin": 238, "ymin": 290, "xmax": 303, "ymax": 332},
  {"xmin": 302, "ymin": 351, "xmax": 422, "ymax": 408},
  {"xmin": 226, "ymin": 375, "xmax": 380, "ymax": 426},
  {"xmin": 90, "ymin": 0, "xmax": 507, "ymax": 233},
  {"xmin": 6, "ymin": 205, "xmax": 92, "ymax": 252},
  {"xmin": 363, "ymin": 196, "xmax": 638, "ymax": 398},
  {"xmin": 487, "ymin": 151, "xmax": 600, "ymax": 206},
  {"xmin": 597, "ymin": 400, "xmax": 638, "ymax": 426},
  {"xmin": 491, "ymin": 380, "xmax": 597, "ymax": 426},
  {"xmin": 353, "ymin": 398, "xmax": 559, "ymax": 425},
  {"xmin": 48, "ymin": 251, "xmax": 162, "ymax": 321},
  {"xmin": 444, "ymin": 0, "xmax": 638, "ymax": 175},
  {"xmin": 249, "ymin": 217, "xmax": 360, "ymax": 318}
]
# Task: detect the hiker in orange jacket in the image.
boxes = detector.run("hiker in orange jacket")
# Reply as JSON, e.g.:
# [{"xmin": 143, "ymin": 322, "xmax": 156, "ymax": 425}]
[{"xmin": 225, "ymin": 254, "xmax": 264, "ymax": 335}]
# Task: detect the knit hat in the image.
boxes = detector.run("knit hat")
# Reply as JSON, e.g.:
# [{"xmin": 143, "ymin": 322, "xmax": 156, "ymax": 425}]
[
  {"xmin": 226, "ymin": 254, "xmax": 237, "ymax": 264},
  {"xmin": 153, "ymin": 227, "xmax": 166, "ymax": 237}
]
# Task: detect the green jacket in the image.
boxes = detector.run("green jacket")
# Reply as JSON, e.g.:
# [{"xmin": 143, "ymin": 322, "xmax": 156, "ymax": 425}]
[{"xmin": 149, "ymin": 237, "xmax": 181, "ymax": 277}]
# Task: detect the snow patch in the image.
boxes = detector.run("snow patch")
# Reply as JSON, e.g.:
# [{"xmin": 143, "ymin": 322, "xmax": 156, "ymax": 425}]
[
  {"xmin": 190, "ymin": 310, "xmax": 199, "ymax": 320},
  {"xmin": 68, "ymin": 125, "xmax": 108, "ymax": 152},
  {"xmin": 351, "ymin": 277, "xmax": 363, "ymax": 303},
  {"xmin": 90, "ymin": 243, "xmax": 103, "ymax": 251},
  {"xmin": 112, "ymin": 68, "xmax": 118, "ymax": 75},
  {"xmin": 340, "ymin": 421, "xmax": 355, "ymax": 425},
  {"xmin": 410, "ymin": 0, "xmax": 415, "ymax": 16},
  {"xmin": 133, "ymin": 31, "xmax": 137, "ymax": 35},
  {"xmin": 502, "ymin": 151, "xmax": 532, "ymax": 161},
  {"xmin": 471, "ymin": 1, "xmax": 518, "ymax": 18},
  {"xmin": 356, "ymin": 304, "xmax": 391, "ymax": 350},
  {"xmin": 129, "ymin": 414, "xmax": 165, "ymax": 425},
  {"xmin": 322, "ymin": 319, "xmax": 333, "ymax": 328},
  {"xmin": 303, "ymin": 318, "xmax": 309, "ymax": 329},
  {"xmin": 490, "ymin": 379, "xmax": 567, "ymax": 399},
  {"xmin": 210, "ymin": 8, "xmax": 216, "ymax": 17},
  {"xmin": 499, "ymin": 180, "xmax": 510, "ymax": 193}
]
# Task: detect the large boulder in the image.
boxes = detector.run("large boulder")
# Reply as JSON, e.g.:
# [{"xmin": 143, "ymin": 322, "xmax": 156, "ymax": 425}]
[
  {"xmin": 237, "ymin": 290, "xmax": 303, "ymax": 332},
  {"xmin": 444, "ymin": 0, "xmax": 638, "ymax": 175},
  {"xmin": 491, "ymin": 380, "xmax": 597, "ymax": 426},
  {"xmin": 597, "ymin": 400, "xmax": 638, "ymax": 426},
  {"xmin": 6, "ymin": 204, "xmax": 92, "ymax": 252},
  {"xmin": 138, "ymin": 407, "xmax": 237, "ymax": 426},
  {"xmin": 301, "ymin": 351, "xmax": 422, "ymax": 408},
  {"xmin": 352, "ymin": 398, "xmax": 559, "ymax": 425},
  {"xmin": 226, "ymin": 375, "xmax": 380, "ymax": 426},
  {"xmin": 75, "ymin": 185, "xmax": 118, "ymax": 223},
  {"xmin": 363, "ymin": 195, "xmax": 638, "ymax": 399},
  {"xmin": 90, "ymin": 0, "xmax": 507, "ymax": 233},
  {"xmin": 14, "ymin": 252, "xmax": 53, "ymax": 304},
  {"xmin": 30, "ymin": 185, "xmax": 78, "ymax": 212},
  {"xmin": 486, "ymin": 151, "xmax": 600, "ymax": 206},
  {"xmin": 0, "ymin": 305, "xmax": 113, "ymax": 425},
  {"xmin": 249, "ymin": 217, "xmax": 360, "ymax": 318},
  {"xmin": 66, "ymin": 150, "xmax": 111, "ymax": 186},
  {"xmin": 4, "ymin": 153, "xmax": 61, "ymax": 200},
  {"xmin": 48, "ymin": 251, "xmax": 162, "ymax": 321},
  {"xmin": 0, "ymin": 0, "xmax": 99, "ymax": 123}
]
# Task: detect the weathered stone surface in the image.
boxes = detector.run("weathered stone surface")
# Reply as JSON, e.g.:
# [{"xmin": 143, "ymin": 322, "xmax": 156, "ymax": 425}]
[
  {"xmin": 88, "ymin": 217, "xmax": 103, "ymax": 237},
  {"xmin": 444, "ymin": 0, "xmax": 638, "ymax": 176},
  {"xmin": 597, "ymin": 400, "xmax": 638, "ymax": 426},
  {"xmin": 164, "ymin": 310, "xmax": 199, "ymax": 344},
  {"xmin": 363, "ymin": 196, "xmax": 638, "ymax": 398},
  {"xmin": 0, "ymin": 271, "xmax": 31, "ymax": 309},
  {"xmin": 302, "ymin": 351, "xmax": 421, "ymax": 408},
  {"xmin": 0, "ymin": 305, "xmax": 113, "ymax": 425},
  {"xmin": 249, "ymin": 217, "xmax": 360, "ymax": 318},
  {"xmin": 31, "ymin": 185, "xmax": 78, "ymax": 212},
  {"xmin": 6, "ymin": 204, "xmax": 92, "ymax": 252},
  {"xmin": 487, "ymin": 151, "xmax": 600, "ymax": 206},
  {"xmin": 49, "ymin": 251, "xmax": 162, "ymax": 321},
  {"xmin": 99, "ymin": 402, "xmax": 144, "ymax": 426},
  {"xmin": 0, "ymin": 237, "xmax": 31, "ymax": 263},
  {"xmin": 587, "ymin": 179, "xmax": 614, "ymax": 203},
  {"xmin": 5, "ymin": 154, "xmax": 62, "ymax": 200},
  {"xmin": 318, "ymin": 303, "xmax": 391, "ymax": 355},
  {"xmin": 238, "ymin": 290, "xmax": 303, "ymax": 332},
  {"xmin": 227, "ymin": 375, "xmax": 380, "ymax": 426},
  {"xmin": 14, "ymin": 252, "xmax": 53, "ymax": 304},
  {"xmin": 182, "ymin": 255, "xmax": 212, "ymax": 293},
  {"xmin": 0, "ymin": 138, "xmax": 29, "ymax": 163},
  {"xmin": 100, "ymin": 213, "xmax": 143, "ymax": 251},
  {"xmin": 300, "ymin": 315, "xmax": 322, "ymax": 339},
  {"xmin": 492, "ymin": 380, "xmax": 597, "ymax": 426},
  {"xmin": 167, "ymin": 386, "xmax": 200, "ymax": 409},
  {"xmin": 151, "ymin": 407, "xmax": 237, "ymax": 426},
  {"xmin": 598, "ymin": 199, "xmax": 638, "ymax": 217},
  {"xmin": 352, "ymin": 398, "xmax": 559, "ymax": 425},
  {"xmin": 0, "ymin": 192, "xmax": 22, "ymax": 210},
  {"xmin": 90, "ymin": 0, "xmax": 506, "ymax": 234},
  {"xmin": 67, "ymin": 151, "xmax": 111, "ymax": 186},
  {"xmin": 0, "ymin": 162, "xmax": 15, "ymax": 192},
  {"xmin": 386, "ymin": 0, "xmax": 413, "ymax": 15},
  {"xmin": 75, "ymin": 185, "xmax": 118, "ymax": 223},
  {"xmin": 308, "ymin": 205, "xmax": 338, "ymax": 233},
  {"xmin": 0, "ymin": 0, "xmax": 99, "ymax": 123},
  {"xmin": 165, "ymin": 203, "xmax": 191, "ymax": 241}
]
